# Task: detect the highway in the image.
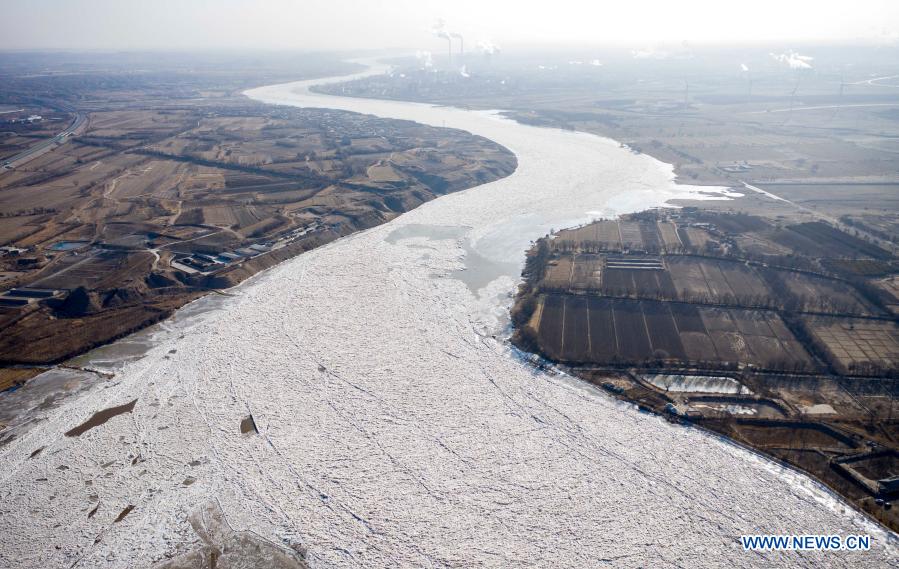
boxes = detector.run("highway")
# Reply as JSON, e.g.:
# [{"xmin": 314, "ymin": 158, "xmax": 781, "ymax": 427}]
[{"xmin": 0, "ymin": 111, "xmax": 87, "ymax": 170}]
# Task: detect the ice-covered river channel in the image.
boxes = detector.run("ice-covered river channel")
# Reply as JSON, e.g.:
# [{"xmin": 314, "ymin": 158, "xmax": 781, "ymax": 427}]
[{"xmin": 0, "ymin": 62, "xmax": 896, "ymax": 568}]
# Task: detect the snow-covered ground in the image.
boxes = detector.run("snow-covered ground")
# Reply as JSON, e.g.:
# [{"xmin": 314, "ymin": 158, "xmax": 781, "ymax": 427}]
[{"xmin": 0, "ymin": 62, "xmax": 895, "ymax": 568}]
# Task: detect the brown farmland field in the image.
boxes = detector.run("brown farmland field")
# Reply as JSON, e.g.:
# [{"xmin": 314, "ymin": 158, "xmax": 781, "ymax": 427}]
[
  {"xmin": 530, "ymin": 294, "xmax": 811, "ymax": 370},
  {"xmin": 806, "ymin": 317, "xmax": 899, "ymax": 374}
]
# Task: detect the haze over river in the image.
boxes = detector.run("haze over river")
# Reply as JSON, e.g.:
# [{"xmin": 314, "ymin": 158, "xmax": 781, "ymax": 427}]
[{"xmin": 0, "ymin": 62, "xmax": 895, "ymax": 567}]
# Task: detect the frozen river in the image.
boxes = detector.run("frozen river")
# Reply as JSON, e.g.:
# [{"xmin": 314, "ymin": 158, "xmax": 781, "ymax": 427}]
[{"xmin": 0, "ymin": 62, "xmax": 895, "ymax": 568}]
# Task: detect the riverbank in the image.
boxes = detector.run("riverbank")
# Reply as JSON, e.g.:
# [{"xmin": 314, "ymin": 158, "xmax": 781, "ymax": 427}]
[
  {"xmin": 0, "ymin": 83, "xmax": 515, "ymax": 367},
  {"xmin": 1, "ymin": 61, "xmax": 894, "ymax": 567},
  {"xmin": 510, "ymin": 208, "xmax": 899, "ymax": 533}
]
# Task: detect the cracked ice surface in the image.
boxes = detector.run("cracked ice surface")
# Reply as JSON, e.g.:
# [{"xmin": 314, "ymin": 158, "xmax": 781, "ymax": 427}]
[{"xmin": 0, "ymin": 63, "xmax": 896, "ymax": 568}]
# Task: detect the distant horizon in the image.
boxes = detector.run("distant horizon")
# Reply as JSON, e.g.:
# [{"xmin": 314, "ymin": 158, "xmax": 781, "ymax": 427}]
[
  {"xmin": 2, "ymin": 39, "xmax": 898, "ymax": 60},
  {"xmin": 3, "ymin": 0, "xmax": 898, "ymax": 52}
]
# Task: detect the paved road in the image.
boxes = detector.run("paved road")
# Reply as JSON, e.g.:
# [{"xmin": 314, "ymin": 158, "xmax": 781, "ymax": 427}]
[
  {"xmin": 743, "ymin": 182, "xmax": 898, "ymax": 254},
  {"xmin": 1, "ymin": 111, "xmax": 87, "ymax": 170},
  {"xmin": 748, "ymin": 102, "xmax": 899, "ymax": 114}
]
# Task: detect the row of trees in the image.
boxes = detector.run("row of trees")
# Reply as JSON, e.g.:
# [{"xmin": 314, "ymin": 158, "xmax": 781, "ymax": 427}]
[
  {"xmin": 0, "ymin": 206, "xmax": 57, "ymax": 217},
  {"xmin": 509, "ymin": 238, "xmax": 551, "ymax": 352},
  {"xmin": 530, "ymin": 340, "xmax": 818, "ymax": 375},
  {"xmin": 535, "ymin": 282, "xmax": 868, "ymax": 317}
]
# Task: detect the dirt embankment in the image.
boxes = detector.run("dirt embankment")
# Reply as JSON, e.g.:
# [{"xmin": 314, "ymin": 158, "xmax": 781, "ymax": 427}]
[
  {"xmin": 511, "ymin": 209, "xmax": 899, "ymax": 533},
  {"xmin": 0, "ymin": 150, "xmax": 515, "ymax": 366}
]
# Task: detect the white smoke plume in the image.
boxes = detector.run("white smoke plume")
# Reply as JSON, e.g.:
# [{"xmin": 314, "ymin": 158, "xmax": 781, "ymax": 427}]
[
  {"xmin": 770, "ymin": 51, "xmax": 813, "ymax": 69},
  {"xmin": 431, "ymin": 19, "xmax": 452, "ymax": 43},
  {"xmin": 875, "ymin": 27, "xmax": 899, "ymax": 45},
  {"xmin": 632, "ymin": 47, "xmax": 667, "ymax": 59},
  {"xmin": 415, "ymin": 50, "xmax": 433, "ymax": 69},
  {"xmin": 741, "ymin": 63, "xmax": 749, "ymax": 72},
  {"xmin": 476, "ymin": 39, "xmax": 500, "ymax": 55},
  {"xmin": 632, "ymin": 42, "xmax": 693, "ymax": 60},
  {"xmin": 459, "ymin": 65, "xmax": 470, "ymax": 78}
]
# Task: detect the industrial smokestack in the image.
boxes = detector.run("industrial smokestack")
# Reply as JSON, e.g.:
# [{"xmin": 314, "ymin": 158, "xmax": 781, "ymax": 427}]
[
  {"xmin": 830, "ymin": 74, "xmax": 847, "ymax": 122},
  {"xmin": 786, "ymin": 72, "xmax": 802, "ymax": 124},
  {"xmin": 432, "ymin": 20, "xmax": 453, "ymax": 67},
  {"xmin": 451, "ymin": 32, "xmax": 464, "ymax": 58},
  {"xmin": 741, "ymin": 64, "xmax": 752, "ymax": 104},
  {"xmin": 434, "ymin": 31, "xmax": 452, "ymax": 66}
]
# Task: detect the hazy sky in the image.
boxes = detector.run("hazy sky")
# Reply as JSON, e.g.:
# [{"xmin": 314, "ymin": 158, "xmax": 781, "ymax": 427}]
[{"xmin": 2, "ymin": 0, "xmax": 899, "ymax": 51}]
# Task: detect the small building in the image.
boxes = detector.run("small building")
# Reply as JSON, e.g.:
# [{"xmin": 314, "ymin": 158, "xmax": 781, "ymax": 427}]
[{"xmin": 0, "ymin": 246, "xmax": 25, "ymax": 257}]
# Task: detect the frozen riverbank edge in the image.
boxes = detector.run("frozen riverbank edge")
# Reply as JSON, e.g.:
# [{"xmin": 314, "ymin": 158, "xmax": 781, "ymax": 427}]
[{"xmin": 0, "ymin": 59, "xmax": 896, "ymax": 568}]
